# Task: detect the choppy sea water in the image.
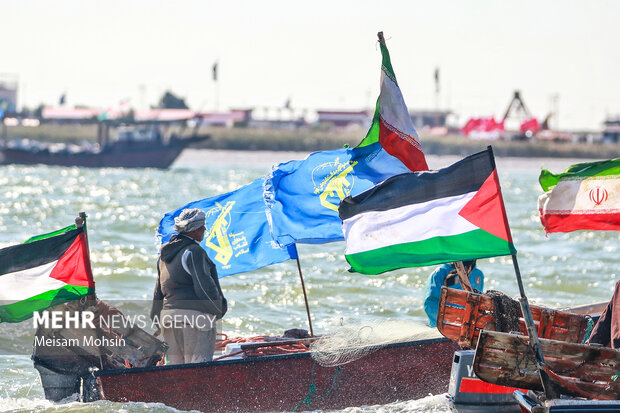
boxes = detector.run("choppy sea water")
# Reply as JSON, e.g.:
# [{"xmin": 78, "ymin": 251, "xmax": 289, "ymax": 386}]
[{"xmin": 0, "ymin": 149, "xmax": 617, "ymax": 413}]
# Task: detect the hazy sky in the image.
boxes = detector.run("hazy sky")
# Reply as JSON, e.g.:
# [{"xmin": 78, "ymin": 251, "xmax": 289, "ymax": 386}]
[{"xmin": 2, "ymin": 0, "xmax": 619, "ymax": 130}]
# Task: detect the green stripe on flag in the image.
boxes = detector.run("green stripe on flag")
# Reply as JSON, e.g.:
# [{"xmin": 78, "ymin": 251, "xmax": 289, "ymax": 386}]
[
  {"xmin": 345, "ymin": 229, "xmax": 516, "ymax": 275},
  {"xmin": 357, "ymin": 39, "xmax": 397, "ymax": 149},
  {"xmin": 379, "ymin": 42, "xmax": 397, "ymax": 86},
  {"xmin": 358, "ymin": 99, "xmax": 381, "ymax": 148},
  {"xmin": 0, "ymin": 284, "xmax": 93, "ymax": 323},
  {"xmin": 23, "ymin": 224, "xmax": 77, "ymax": 244},
  {"xmin": 539, "ymin": 158, "xmax": 620, "ymax": 192}
]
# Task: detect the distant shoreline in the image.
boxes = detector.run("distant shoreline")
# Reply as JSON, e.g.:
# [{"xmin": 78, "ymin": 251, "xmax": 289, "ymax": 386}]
[
  {"xmin": 195, "ymin": 128, "xmax": 620, "ymax": 160},
  {"xmin": 175, "ymin": 148, "xmax": 600, "ymax": 172}
]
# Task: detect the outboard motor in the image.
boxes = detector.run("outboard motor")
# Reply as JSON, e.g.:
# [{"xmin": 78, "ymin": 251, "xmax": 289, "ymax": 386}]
[{"xmin": 448, "ymin": 350, "xmax": 521, "ymax": 412}]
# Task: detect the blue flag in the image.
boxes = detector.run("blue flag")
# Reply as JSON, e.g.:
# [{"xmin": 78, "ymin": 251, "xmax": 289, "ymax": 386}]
[
  {"xmin": 158, "ymin": 178, "xmax": 298, "ymax": 277},
  {"xmin": 264, "ymin": 142, "xmax": 410, "ymax": 245}
]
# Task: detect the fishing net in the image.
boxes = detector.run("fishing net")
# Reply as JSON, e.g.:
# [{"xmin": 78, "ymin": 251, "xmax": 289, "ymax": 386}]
[
  {"xmin": 486, "ymin": 289, "xmax": 522, "ymax": 333},
  {"xmin": 310, "ymin": 319, "xmax": 442, "ymax": 367}
]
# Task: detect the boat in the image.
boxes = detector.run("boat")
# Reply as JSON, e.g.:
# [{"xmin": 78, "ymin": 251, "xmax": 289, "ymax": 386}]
[
  {"xmin": 434, "ymin": 287, "xmax": 609, "ymax": 412},
  {"xmin": 94, "ymin": 336, "xmax": 460, "ymax": 412},
  {"xmin": 436, "ymin": 287, "xmax": 602, "ymax": 348},
  {"xmin": 0, "ymin": 126, "xmax": 209, "ymax": 168},
  {"xmin": 434, "ymin": 279, "xmax": 619, "ymax": 412},
  {"xmin": 513, "ymin": 389, "xmax": 620, "ymax": 412},
  {"xmin": 474, "ymin": 331, "xmax": 620, "ymax": 412}
]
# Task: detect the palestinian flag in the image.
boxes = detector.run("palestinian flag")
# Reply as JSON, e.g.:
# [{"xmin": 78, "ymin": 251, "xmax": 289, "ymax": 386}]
[
  {"xmin": 339, "ymin": 147, "xmax": 516, "ymax": 274},
  {"xmin": 0, "ymin": 225, "xmax": 95, "ymax": 323},
  {"xmin": 538, "ymin": 158, "xmax": 620, "ymax": 233},
  {"xmin": 356, "ymin": 32, "xmax": 428, "ymax": 172}
]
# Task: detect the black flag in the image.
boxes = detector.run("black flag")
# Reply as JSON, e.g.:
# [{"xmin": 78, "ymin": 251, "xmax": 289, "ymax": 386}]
[{"xmin": 212, "ymin": 62, "xmax": 218, "ymax": 81}]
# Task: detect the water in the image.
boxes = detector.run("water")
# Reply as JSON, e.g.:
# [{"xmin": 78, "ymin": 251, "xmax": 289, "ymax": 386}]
[{"xmin": 0, "ymin": 149, "xmax": 617, "ymax": 412}]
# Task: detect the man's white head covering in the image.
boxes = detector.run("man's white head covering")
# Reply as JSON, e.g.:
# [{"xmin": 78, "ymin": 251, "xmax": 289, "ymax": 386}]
[{"xmin": 174, "ymin": 208, "xmax": 206, "ymax": 234}]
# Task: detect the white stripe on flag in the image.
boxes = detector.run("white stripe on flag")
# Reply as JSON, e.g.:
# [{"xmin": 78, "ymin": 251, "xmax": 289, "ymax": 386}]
[
  {"xmin": 343, "ymin": 192, "xmax": 477, "ymax": 255},
  {"xmin": 539, "ymin": 176, "xmax": 620, "ymax": 213},
  {"xmin": 0, "ymin": 260, "xmax": 66, "ymax": 303},
  {"xmin": 378, "ymin": 72, "xmax": 418, "ymax": 139}
]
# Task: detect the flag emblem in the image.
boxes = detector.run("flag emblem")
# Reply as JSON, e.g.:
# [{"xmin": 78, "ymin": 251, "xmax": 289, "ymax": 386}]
[
  {"xmin": 204, "ymin": 201, "xmax": 238, "ymax": 266},
  {"xmin": 588, "ymin": 186, "xmax": 608, "ymax": 206},
  {"xmin": 313, "ymin": 158, "xmax": 358, "ymax": 212}
]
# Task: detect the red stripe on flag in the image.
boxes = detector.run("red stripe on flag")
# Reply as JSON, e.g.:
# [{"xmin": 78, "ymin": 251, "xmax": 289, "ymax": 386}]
[
  {"xmin": 49, "ymin": 232, "xmax": 95, "ymax": 287},
  {"xmin": 540, "ymin": 210, "xmax": 620, "ymax": 233},
  {"xmin": 378, "ymin": 119, "xmax": 428, "ymax": 172},
  {"xmin": 459, "ymin": 169, "xmax": 513, "ymax": 243},
  {"xmin": 459, "ymin": 377, "xmax": 524, "ymax": 394}
]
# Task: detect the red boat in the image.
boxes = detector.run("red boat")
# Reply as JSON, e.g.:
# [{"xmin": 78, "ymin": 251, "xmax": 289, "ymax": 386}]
[{"xmin": 95, "ymin": 337, "xmax": 459, "ymax": 412}]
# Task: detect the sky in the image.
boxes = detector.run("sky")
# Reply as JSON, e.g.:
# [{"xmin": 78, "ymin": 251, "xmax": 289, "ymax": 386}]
[{"xmin": 2, "ymin": 0, "xmax": 619, "ymax": 131}]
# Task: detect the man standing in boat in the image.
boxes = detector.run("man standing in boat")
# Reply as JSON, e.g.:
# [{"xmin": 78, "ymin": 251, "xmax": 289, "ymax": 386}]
[
  {"xmin": 423, "ymin": 260, "xmax": 484, "ymax": 327},
  {"xmin": 151, "ymin": 208, "xmax": 227, "ymax": 364}
]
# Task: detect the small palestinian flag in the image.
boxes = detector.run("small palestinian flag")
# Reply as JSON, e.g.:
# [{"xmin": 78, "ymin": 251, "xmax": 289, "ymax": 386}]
[
  {"xmin": 356, "ymin": 32, "xmax": 428, "ymax": 173},
  {"xmin": 0, "ymin": 225, "xmax": 95, "ymax": 323},
  {"xmin": 339, "ymin": 147, "xmax": 516, "ymax": 274},
  {"xmin": 538, "ymin": 158, "xmax": 620, "ymax": 233}
]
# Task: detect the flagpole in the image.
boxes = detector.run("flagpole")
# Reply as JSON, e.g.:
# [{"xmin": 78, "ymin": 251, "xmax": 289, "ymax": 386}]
[
  {"xmin": 75, "ymin": 212, "xmax": 104, "ymax": 370},
  {"xmin": 76, "ymin": 212, "xmax": 95, "ymax": 286},
  {"xmin": 295, "ymin": 254, "xmax": 314, "ymax": 337},
  {"xmin": 212, "ymin": 61, "xmax": 219, "ymax": 112},
  {"xmin": 511, "ymin": 254, "xmax": 557, "ymax": 398},
  {"xmin": 487, "ymin": 147, "xmax": 557, "ymax": 398}
]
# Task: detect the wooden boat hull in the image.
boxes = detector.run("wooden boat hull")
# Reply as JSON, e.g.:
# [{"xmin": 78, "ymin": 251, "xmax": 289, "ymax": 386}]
[
  {"xmin": 95, "ymin": 337, "xmax": 459, "ymax": 412},
  {"xmin": 514, "ymin": 389, "xmax": 620, "ymax": 413},
  {"xmin": 0, "ymin": 136, "xmax": 208, "ymax": 168},
  {"xmin": 436, "ymin": 287, "xmax": 591, "ymax": 348},
  {"xmin": 474, "ymin": 331, "xmax": 620, "ymax": 400}
]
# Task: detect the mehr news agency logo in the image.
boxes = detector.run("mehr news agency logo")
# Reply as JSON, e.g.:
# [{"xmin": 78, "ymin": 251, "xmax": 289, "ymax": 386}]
[{"xmin": 32, "ymin": 309, "xmax": 218, "ymax": 347}]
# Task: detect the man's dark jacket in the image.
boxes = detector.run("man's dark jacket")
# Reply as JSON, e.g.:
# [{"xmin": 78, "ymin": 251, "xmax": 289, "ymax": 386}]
[{"xmin": 151, "ymin": 234, "xmax": 227, "ymax": 321}]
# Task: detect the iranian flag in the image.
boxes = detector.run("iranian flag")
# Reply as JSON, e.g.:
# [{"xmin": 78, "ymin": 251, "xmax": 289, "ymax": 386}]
[
  {"xmin": 538, "ymin": 158, "xmax": 620, "ymax": 233},
  {"xmin": 339, "ymin": 147, "xmax": 516, "ymax": 274},
  {"xmin": 0, "ymin": 225, "xmax": 95, "ymax": 323},
  {"xmin": 356, "ymin": 32, "xmax": 428, "ymax": 172}
]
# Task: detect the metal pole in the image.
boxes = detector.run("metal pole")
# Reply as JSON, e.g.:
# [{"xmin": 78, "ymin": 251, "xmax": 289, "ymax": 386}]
[
  {"xmin": 295, "ymin": 256, "xmax": 314, "ymax": 337},
  {"xmin": 486, "ymin": 146, "xmax": 557, "ymax": 397},
  {"xmin": 75, "ymin": 212, "xmax": 104, "ymax": 370},
  {"xmin": 511, "ymin": 254, "xmax": 557, "ymax": 398},
  {"xmin": 76, "ymin": 212, "xmax": 95, "ymax": 285}
]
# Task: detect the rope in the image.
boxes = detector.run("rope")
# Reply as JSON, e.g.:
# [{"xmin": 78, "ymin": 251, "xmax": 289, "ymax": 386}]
[
  {"xmin": 582, "ymin": 316, "xmax": 594, "ymax": 344},
  {"xmin": 215, "ymin": 334, "xmax": 310, "ymax": 359},
  {"xmin": 292, "ymin": 361, "xmax": 341, "ymax": 412}
]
